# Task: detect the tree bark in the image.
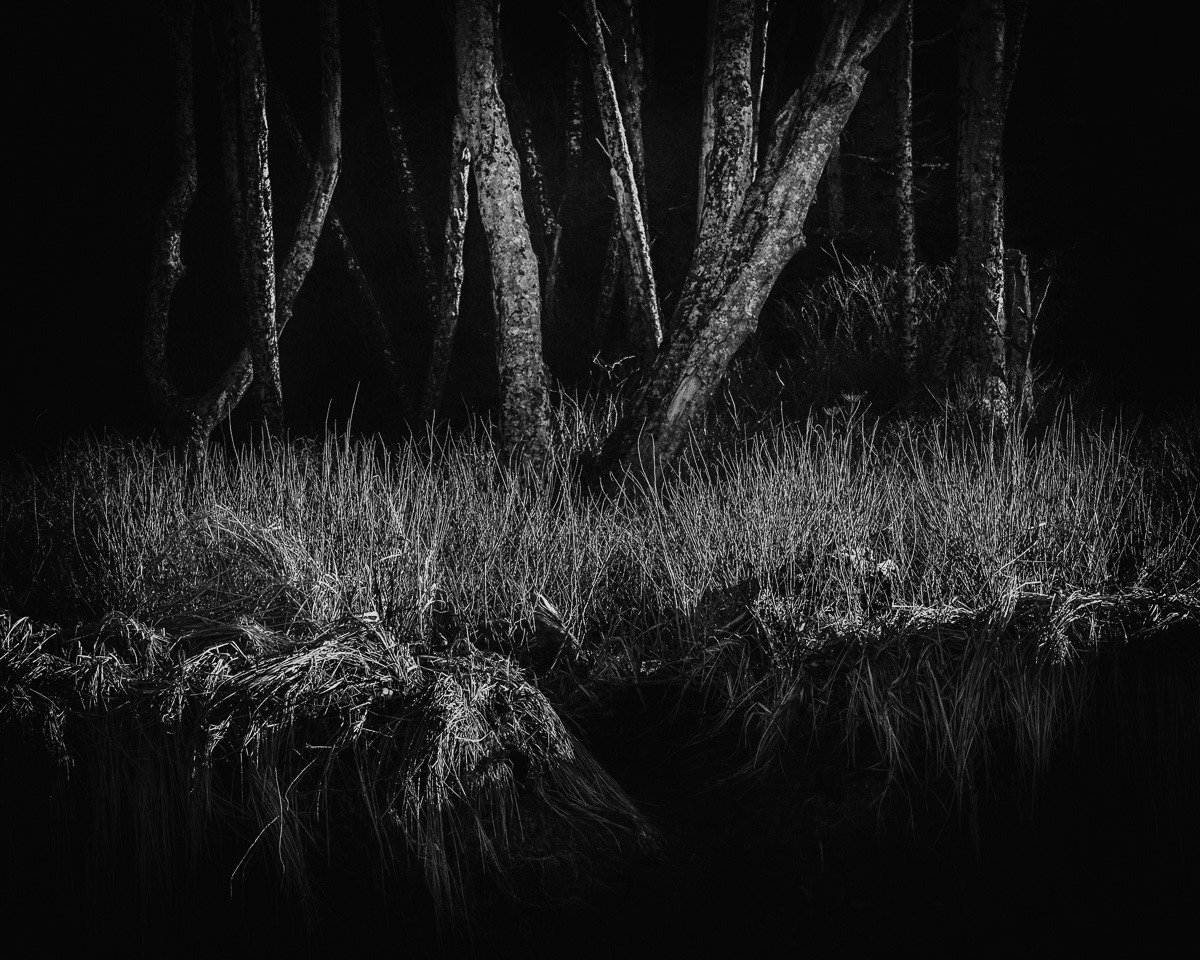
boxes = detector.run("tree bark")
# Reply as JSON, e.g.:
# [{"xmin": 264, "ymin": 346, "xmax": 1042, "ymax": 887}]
[
  {"xmin": 583, "ymin": 0, "xmax": 662, "ymax": 360},
  {"xmin": 454, "ymin": 0, "xmax": 549, "ymax": 465},
  {"xmin": 697, "ymin": 0, "xmax": 718, "ymax": 245},
  {"xmin": 422, "ymin": 117, "xmax": 471, "ymax": 421},
  {"xmin": 602, "ymin": 0, "xmax": 904, "ymax": 474},
  {"xmin": 271, "ymin": 71, "xmax": 410, "ymax": 416},
  {"xmin": 895, "ymin": 0, "xmax": 917, "ymax": 390},
  {"xmin": 1004, "ymin": 247, "xmax": 1032, "ymax": 414},
  {"xmin": 231, "ymin": 0, "xmax": 282, "ymax": 434},
  {"xmin": 941, "ymin": 0, "xmax": 1008, "ymax": 414},
  {"xmin": 363, "ymin": 0, "xmax": 439, "ymax": 328},
  {"xmin": 144, "ymin": 0, "xmax": 342, "ymax": 461},
  {"xmin": 144, "ymin": 0, "xmax": 206, "ymax": 457}
]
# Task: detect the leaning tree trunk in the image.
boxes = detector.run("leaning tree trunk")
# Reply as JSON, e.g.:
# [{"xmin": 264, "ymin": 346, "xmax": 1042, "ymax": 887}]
[
  {"xmin": 144, "ymin": 0, "xmax": 342, "ymax": 462},
  {"xmin": 232, "ymin": 0, "xmax": 282, "ymax": 434},
  {"xmin": 602, "ymin": 0, "xmax": 903, "ymax": 474},
  {"xmin": 943, "ymin": 0, "xmax": 1008, "ymax": 414},
  {"xmin": 454, "ymin": 0, "xmax": 549, "ymax": 465},
  {"xmin": 583, "ymin": 0, "xmax": 661, "ymax": 360},
  {"xmin": 271, "ymin": 79, "xmax": 410, "ymax": 417}
]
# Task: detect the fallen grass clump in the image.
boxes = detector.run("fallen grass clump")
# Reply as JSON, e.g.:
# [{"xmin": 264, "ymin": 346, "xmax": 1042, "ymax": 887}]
[
  {"xmin": 1, "ymin": 406, "xmax": 1196, "ymax": 917},
  {"xmin": 0, "ymin": 604, "xmax": 653, "ymax": 920}
]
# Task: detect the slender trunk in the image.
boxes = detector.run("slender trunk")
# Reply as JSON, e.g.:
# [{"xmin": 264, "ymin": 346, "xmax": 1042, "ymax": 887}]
[
  {"xmin": 895, "ymin": 0, "xmax": 917, "ymax": 390},
  {"xmin": 272, "ymin": 67, "xmax": 410, "ymax": 415},
  {"xmin": 612, "ymin": 0, "xmax": 650, "ymax": 217},
  {"xmin": 1004, "ymin": 247, "xmax": 1032, "ymax": 414},
  {"xmin": 583, "ymin": 0, "xmax": 661, "ymax": 359},
  {"xmin": 603, "ymin": 0, "xmax": 904, "ymax": 474},
  {"xmin": 144, "ymin": 0, "xmax": 206, "ymax": 456},
  {"xmin": 422, "ymin": 117, "xmax": 471, "ymax": 420},
  {"xmin": 455, "ymin": 0, "xmax": 549, "ymax": 465},
  {"xmin": 144, "ymin": 0, "xmax": 342, "ymax": 461},
  {"xmin": 697, "ymin": 0, "xmax": 718, "ymax": 245},
  {"xmin": 276, "ymin": 0, "xmax": 342, "ymax": 340},
  {"xmin": 950, "ymin": 0, "xmax": 1007, "ymax": 413},
  {"xmin": 363, "ymin": 0, "xmax": 439, "ymax": 328},
  {"xmin": 749, "ymin": 0, "xmax": 774, "ymax": 179},
  {"xmin": 232, "ymin": 0, "xmax": 282, "ymax": 434}
]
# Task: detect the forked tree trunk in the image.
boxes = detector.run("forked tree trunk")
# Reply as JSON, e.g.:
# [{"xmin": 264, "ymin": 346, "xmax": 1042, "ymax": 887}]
[
  {"xmin": 272, "ymin": 81, "xmax": 410, "ymax": 416},
  {"xmin": 583, "ymin": 0, "xmax": 662, "ymax": 360},
  {"xmin": 895, "ymin": 0, "xmax": 917, "ymax": 389},
  {"xmin": 602, "ymin": 0, "xmax": 903, "ymax": 474},
  {"xmin": 144, "ymin": 0, "xmax": 342, "ymax": 462},
  {"xmin": 454, "ymin": 0, "xmax": 549, "ymax": 464}
]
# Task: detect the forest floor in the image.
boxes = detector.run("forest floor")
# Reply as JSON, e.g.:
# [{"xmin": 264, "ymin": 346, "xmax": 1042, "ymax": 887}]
[{"xmin": 1, "ymin": 401, "xmax": 1197, "ymax": 955}]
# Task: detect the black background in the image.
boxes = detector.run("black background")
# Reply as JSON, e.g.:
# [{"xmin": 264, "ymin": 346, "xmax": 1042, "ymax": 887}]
[{"xmin": 5, "ymin": 1, "xmax": 1189, "ymax": 455}]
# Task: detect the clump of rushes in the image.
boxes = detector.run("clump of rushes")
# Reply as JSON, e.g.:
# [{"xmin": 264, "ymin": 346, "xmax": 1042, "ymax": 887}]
[{"xmin": 1, "ymin": 397, "xmax": 1197, "ymax": 919}]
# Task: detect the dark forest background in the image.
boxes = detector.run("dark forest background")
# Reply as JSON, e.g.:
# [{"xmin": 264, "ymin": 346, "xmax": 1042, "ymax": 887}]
[{"xmin": 5, "ymin": 1, "xmax": 1191, "ymax": 455}]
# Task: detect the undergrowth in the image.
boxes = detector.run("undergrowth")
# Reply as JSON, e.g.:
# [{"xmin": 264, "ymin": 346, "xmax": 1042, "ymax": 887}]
[{"xmin": 1, "ymin": 261, "xmax": 1196, "ymax": 924}]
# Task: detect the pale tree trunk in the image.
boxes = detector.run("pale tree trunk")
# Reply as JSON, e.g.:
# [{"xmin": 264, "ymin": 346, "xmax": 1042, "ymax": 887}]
[
  {"xmin": 422, "ymin": 116, "xmax": 471, "ymax": 420},
  {"xmin": 583, "ymin": 0, "xmax": 662, "ymax": 360},
  {"xmin": 609, "ymin": 0, "xmax": 653, "ymax": 340},
  {"xmin": 895, "ymin": 0, "xmax": 917, "ymax": 390},
  {"xmin": 144, "ymin": 0, "xmax": 342, "ymax": 462},
  {"xmin": 232, "ymin": 0, "xmax": 282, "ymax": 434},
  {"xmin": 454, "ymin": 0, "xmax": 549, "ymax": 465},
  {"xmin": 363, "ymin": 0, "xmax": 439, "ymax": 328},
  {"xmin": 603, "ymin": 0, "xmax": 904, "ymax": 474},
  {"xmin": 749, "ymin": 0, "xmax": 774, "ymax": 179},
  {"xmin": 610, "ymin": 0, "xmax": 650, "ymax": 211}
]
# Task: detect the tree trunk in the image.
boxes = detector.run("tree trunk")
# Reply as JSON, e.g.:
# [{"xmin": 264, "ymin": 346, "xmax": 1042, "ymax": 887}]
[
  {"xmin": 144, "ymin": 0, "xmax": 342, "ymax": 462},
  {"xmin": 603, "ymin": 0, "xmax": 904, "ymax": 474},
  {"xmin": 697, "ymin": 0, "xmax": 718, "ymax": 245},
  {"xmin": 232, "ymin": 0, "xmax": 282, "ymax": 434},
  {"xmin": 422, "ymin": 116, "xmax": 471, "ymax": 421},
  {"xmin": 1004, "ymin": 247, "xmax": 1032, "ymax": 414},
  {"xmin": 143, "ymin": 0, "xmax": 206, "ymax": 458},
  {"xmin": 895, "ymin": 0, "xmax": 917, "ymax": 390},
  {"xmin": 583, "ymin": 0, "xmax": 662, "ymax": 360},
  {"xmin": 363, "ymin": 0, "xmax": 439, "ymax": 328},
  {"xmin": 749, "ymin": 0, "xmax": 774, "ymax": 179},
  {"xmin": 271, "ymin": 72, "xmax": 410, "ymax": 417},
  {"xmin": 945, "ymin": 0, "xmax": 1007, "ymax": 414},
  {"xmin": 454, "ymin": 0, "xmax": 549, "ymax": 465}
]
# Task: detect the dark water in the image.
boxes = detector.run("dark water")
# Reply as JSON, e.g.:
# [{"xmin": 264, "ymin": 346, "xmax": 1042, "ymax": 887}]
[{"xmin": 4, "ymin": 626, "xmax": 1196, "ymax": 957}]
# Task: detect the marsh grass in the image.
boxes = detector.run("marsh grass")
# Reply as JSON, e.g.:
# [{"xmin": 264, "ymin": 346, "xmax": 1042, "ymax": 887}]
[{"xmin": 2, "ymin": 268, "xmax": 1197, "ymax": 926}]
